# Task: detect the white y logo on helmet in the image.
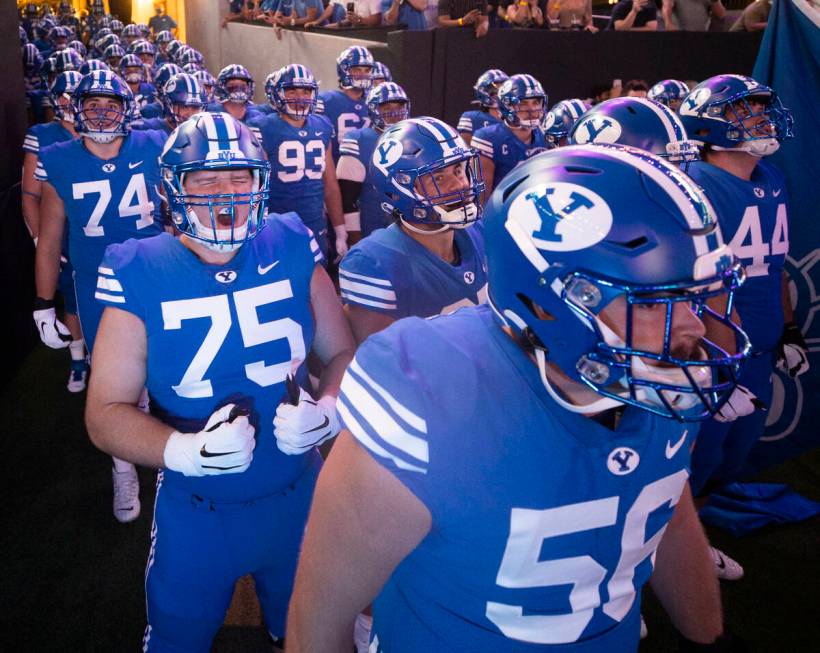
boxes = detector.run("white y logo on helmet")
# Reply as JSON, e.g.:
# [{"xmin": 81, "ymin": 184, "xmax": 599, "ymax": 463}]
[
  {"xmin": 573, "ymin": 115, "xmax": 622, "ymax": 144},
  {"xmin": 372, "ymin": 138, "xmax": 403, "ymax": 176},
  {"xmin": 542, "ymin": 111, "xmax": 557, "ymax": 130},
  {"xmin": 680, "ymin": 88, "xmax": 712, "ymax": 116}
]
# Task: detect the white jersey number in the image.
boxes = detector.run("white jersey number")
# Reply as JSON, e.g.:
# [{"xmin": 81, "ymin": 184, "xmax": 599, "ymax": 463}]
[
  {"xmin": 486, "ymin": 470, "xmax": 688, "ymax": 644},
  {"xmin": 73, "ymin": 174, "xmax": 155, "ymax": 237},
  {"xmin": 729, "ymin": 204, "xmax": 788, "ymax": 277},
  {"xmin": 161, "ymin": 280, "xmax": 306, "ymax": 399},
  {"xmin": 277, "ymin": 140, "xmax": 325, "ymax": 183},
  {"xmin": 336, "ymin": 112, "xmax": 369, "ymax": 143}
]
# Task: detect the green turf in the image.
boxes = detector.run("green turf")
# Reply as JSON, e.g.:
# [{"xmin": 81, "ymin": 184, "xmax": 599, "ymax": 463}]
[{"xmin": 1, "ymin": 347, "xmax": 817, "ymax": 651}]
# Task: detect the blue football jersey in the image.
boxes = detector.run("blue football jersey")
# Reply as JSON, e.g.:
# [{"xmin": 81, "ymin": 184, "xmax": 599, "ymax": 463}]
[
  {"xmin": 317, "ymin": 89, "xmax": 370, "ymax": 161},
  {"xmin": 35, "ymin": 130, "xmax": 165, "ymax": 288},
  {"xmin": 339, "ymin": 222, "xmax": 487, "ymax": 318},
  {"xmin": 207, "ymin": 102, "xmax": 264, "ymax": 125},
  {"xmin": 140, "ymin": 99, "xmax": 163, "ymax": 119},
  {"xmin": 130, "ymin": 116, "xmax": 173, "ymax": 134},
  {"xmin": 253, "ymin": 102, "xmax": 276, "ymax": 116},
  {"xmin": 472, "ymin": 123, "xmax": 550, "ymax": 189},
  {"xmin": 95, "ymin": 212, "xmax": 325, "ymax": 502},
  {"xmin": 457, "ymin": 109, "xmax": 502, "ymax": 136},
  {"xmin": 23, "ymin": 120, "xmax": 74, "ymax": 155},
  {"xmin": 687, "ymin": 160, "xmax": 789, "ymax": 352},
  {"xmin": 337, "ymin": 304, "xmax": 693, "ymax": 652},
  {"xmin": 337, "ymin": 125, "xmax": 387, "ymax": 237},
  {"xmin": 251, "ymin": 113, "xmax": 334, "ymax": 236}
]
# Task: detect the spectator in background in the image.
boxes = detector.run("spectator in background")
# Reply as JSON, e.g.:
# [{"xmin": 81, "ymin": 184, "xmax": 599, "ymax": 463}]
[
  {"xmin": 438, "ymin": 0, "xmax": 490, "ymax": 38},
  {"xmin": 305, "ymin": 0, "xmax": 348, "ymax": 26},
  {"xmin": 662, "ymin": 0, "xmax": 726, "ymax": 31},
  {"xmin": 222, "ymin": 0, "xmax": 250, "ymax": 27},
  {"xmin": 729, "ymin": 0, "xmax": 770, "ymax": 31},
  {"xmin": 149, "ymin": 2, "xmax": 178, "ymax": 35},
  {"xmin": 266, "ymin": 0, "xmax": 323, "ymax": 26},
  {"xmin": 384, "ymin": 0, "xmax": 429, "ymax": 30},
  {"xmin": 624, "ymin": 78, "xmax": 650, "ymax": 97},
  {"xmin": 507, "ymin": 0, "xmax": 544, "ymax": 28},
  {"xmin": 608, "ymin": 0, "xmax": 658, "ymax": 30},
  {"xmin": 342, "ymin": 0, "xmax": 384, "ymax": 25},
  {"xmin": 546, "ymin": 0, "xmax": 597, "ymax": 31}
]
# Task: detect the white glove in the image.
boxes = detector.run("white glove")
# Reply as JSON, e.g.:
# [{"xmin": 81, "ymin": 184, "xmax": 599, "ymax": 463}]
[
  {"xmin": 33, "ymin": 306, "xmax": 71, "ymax": 349},
  {"xmin": 163, "ymin": 403, "xmax": 256, "ymax": 476},
  {"xmin": 714, "ymin": 385, "xmax": 763, "ymax": 423},
  {"xmin": 776, "ymin": 323, "xmax": 810, "ymax": 378},
  {"xmin": 334, "ymin": 224, "xmax": 349, "ymax": 261},
  {"xmin": 274, "ymin": 381, "xmax": 340, "ymax": 455}
]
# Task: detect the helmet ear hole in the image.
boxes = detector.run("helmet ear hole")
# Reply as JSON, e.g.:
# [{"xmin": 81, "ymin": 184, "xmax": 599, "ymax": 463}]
[{"xmin": 516, "ymin": 293, "xmax": 555, "ymax": 321}]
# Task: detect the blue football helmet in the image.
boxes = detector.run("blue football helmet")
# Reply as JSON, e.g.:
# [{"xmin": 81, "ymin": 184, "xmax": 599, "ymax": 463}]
[
  {"xmin": 68, "ymin": 39, "xmax": 87, "ymax": 58},
  {"xmin": 154, "ymin": 63, "xmax": 184, "ymax": 97},
  {"xmin": 371, "ymin": 62, "xmax": 392, "ymax": 85},
  {"xmin": 110, "ymin": 19, "xmax": 124, "ymax": 34},
  {"xmin": 162, "ymin": 73, "xmax": 208, "ymax": 126},
  {"xmin": 49, "ymin": 70, "xmax": 83, "ymax": 121},
  {"xmin": 166, "ymin": 39, "xmax": 184, "ymax": 62},
  {"xmin": 370, "ymin": 117, "xmax": 485, "ymax": 233},
  {"xmin": 51, "ymin": 48, "xmax": 84, "ymax": 74},
  {"xmin": 473, "ymin": 69, "xmax": 508, "ymax": 108},
  {"xmin": 132, "ymin": 39, "xmax": 156, "ymax": 60},
  {"xmin": 160, "ymin": 112, "xmax": 270, "ymax": 252},
  {"xmin": 266, "ymin": 64, "xmax": 318, "ymax": 119},
  {"xmin": 192, "ymin": 69, "xmax": 217, "ymax": 103},
  {"xmin": 678, "ymin": 74, "xmax": 794, "ymax": 158},
  {"xmin": 498, "ymin": 74, "xmax": 547, "ymax": 130},
  {"xmin": 119, "ymin": 53, "xmax": 146, "ymax": 84},
  {"xmin": 95, "ymin": 32, "xmax": 119, "ymax": 54},
  {"xmin": 79, "ymin": 59, "xmax": 110, "ymax": 76},
  {"xmin": 48, "ymin": 25, "xmax": 72, "ymax": 49},
  {"xmin": 121, "ymin": 23, "xmax": 141, "ymax": 42},
  {"xmin": 72, "ymin": 69, "xmax": 135, "ymax": 143},
  {"xmin": 366, "ymin": 82, "xmax": 410, "ymax": 131},
  {"xmin": 23, "ymin": 43, "xmax": 43, "ymax": 78},
  {"xmin": 216, "ymin": 64, "xmax": 254, "ymax": 104},
  {"xmin": 569, "ymin": 97, "xmax": 699, "ymax": 166},
  {"xmin": 648, "ymin": 79, "xmax": 690, "ymax": 111},
  {"xmin": 483, "ymin": 144, "xmax": 750, "ymax": 421},
  {"xmin": 543, "ymin": 98, "xmax": 591, "ymax": 147},
  {"xmin": 177, "ymin": 46, "xmax": 203, "ymax": 68},
  {"xmin": 336, "ymin": 46, "xmax": 374, "ymax": 91},
  {"xmin": 102, "ymin": 44, "xmax": 125, "ymax": 66},
  {"xmin": 155, "ymin": 30, "xmax": 174, "ymax": 46}
]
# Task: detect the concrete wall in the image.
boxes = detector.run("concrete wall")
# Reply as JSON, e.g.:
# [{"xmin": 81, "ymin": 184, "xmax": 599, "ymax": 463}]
[{"xmin": 183, "ymin": 0, "xmax": 384, "ymax": 103}]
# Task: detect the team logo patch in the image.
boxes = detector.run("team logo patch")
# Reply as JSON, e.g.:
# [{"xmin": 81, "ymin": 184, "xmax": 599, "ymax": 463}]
[
  {"xmin": 607, "ymin": 447, "xmax": 640, "ymax": 475},
  {"xmin": 573, "ymin": 115, "xmax": 622, "ymax": 144},
  {"xmin": 680, "ymin": 88, "xmax": 712, "ymax": 116},
  {"xmin": 101, "ymin": 163, "xmax": 116, "ymax": 173},
  {"xmin": 299, "ymin": 130, "xmax": 308, "ymax": 137},
  {"xmin": 754, "ymin": 187, "xmax": 765, "ymax": 198},
  {"xmin": 542, "ymin": 111, "xmax": 557, "ymax": 130},
  {"xmin": 215, "ymin": 270, "xmax": 237, "ymax": 284},
  {"xmin": 651, "ymin": 83, "xmax": 665, "ymax": 97},
  {"xmin": 463, "ymin": 271, "xmax": 475, "ymax": 284},
  {"xmin": 372, "ymin": 138, "xmax": 403, "ymax": 176},
  {"xmin": 508, "ymin": 182, "xmax": 613, "ymax": 254}
]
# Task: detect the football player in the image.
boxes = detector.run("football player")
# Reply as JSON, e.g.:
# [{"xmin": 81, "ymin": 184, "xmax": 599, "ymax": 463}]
[
  {"xmin": 34, "ymin": 70, "xmax": 167, "ymax": 522},
  {"xmin": 153, "ymin": 29, "xmax": 175, "ymax": 66},
  {"xmin": 213, "ymin": 63, "xmax": 263, "ymax": 124},
  {"xmin": 102, "ymin": 43, "xmax": 125, "ymax": 70},
  {"xmin": 679, "ymin": 75, "xmax": 807, "ymax": 575},
  {"xmin": 288, "ymin": 145, "xmax": 751, "ymax": 652},
  {"xmin": 131, "ymin": 72, "xmax": 207, "ymax": 135},
  {"xmin": 371, "ymin": 62, "xmax": 392, "ymax": 86},
  {"xmin": 84, "ymin": 112, "xmax": 355, "ymax": 651},
  {"xmin": 140, "ymin": 62, "xmax": 183, "ymax": 119},
  {"xmin": 648, "ymin": 78, "xmax": 691, "ymax": 112},
  {"xmin": 336, "ymin": 82, "xmax": 411, "ymax": 246},
  {"xmin": 317, "ymin": 46, "xmax": 374, "ymax": 163},
  {"xmin": 472, "ymin": 73, "xmax": 550, "ymax": 199},
  {"xmin": 457, "ymin": 69, "xmax": 508, "ymax": 146},
  {"xmin": 250, "ymin": 64, "xmax": 344, "ymax": 260},
  {"xmin": 543, "ymin": 98, "xmax": 591, "ymax": 148},
  {"xmin": 22, "ymin": 70, "xmax": 89, "ymax": 393},
  {"xmin": 192, "ymin": 69, "xmax": 217, "ymax": 104},
  {"xmin": 339, "ymin": 117, "xmax": 487, "ymax": 344},
  {"xmin": 119, "ymin": 53, "xmax": 158, "ymax": 110}
]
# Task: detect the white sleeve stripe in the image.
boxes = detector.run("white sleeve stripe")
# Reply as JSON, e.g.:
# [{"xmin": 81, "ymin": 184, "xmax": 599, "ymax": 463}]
[
  {"xmin": 314, "ymin": 253, "xmax": 323, "ymax": 263},
  {"xmin": 339, "ymin": 373, "xmax": 429, "ymax": 463},
  {"xmin": 340, "ymin": 292, "xmax": 396, "ymax": 311},
  {"xmin": 457, "ymin": 119, "xmax": 473, "ymax": 133},
  {"xmin": 471, "ymin": 137, "xmax": 492, "ymax": 147},
  {"xmin": 310, "ymin": 239, "xmax": 320, "ymax": 252},
  {"xmin": 349, "ymin": 358, "xmax": 428, "ymax": 433},
  {"xmin": 339, "ymin": 269, "xmax": 393, "ymax": 288},
  {"xmin": 338, "ymin": 399, "xmax": 427, "ymax": 474},
  {"xmin": 95, "ymin": 292, "xmax": 126, "ymax": 303},
  {"xmin": 96, "ymin": 277, "xmax": 123, "ymax": 292},
  {"xmin": 339, "ymin": 277, "xmax": 397, "ymax": 300},
  {"xmin": 97, "ymin": 266, "xmax": 115, "ymax": 275}
]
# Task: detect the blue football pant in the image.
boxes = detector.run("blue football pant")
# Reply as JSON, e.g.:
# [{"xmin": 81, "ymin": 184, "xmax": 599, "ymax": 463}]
[
  {"xmin": 690, "ymin": 351, "xmax": 774, "ymax": 495},
  {"xmin": 142, "ymin": 456, "xmax": 321, "ymax": 652},
  {"xmin": 74, "ymin": 280, "xmax": 105, "ymax": 354}
]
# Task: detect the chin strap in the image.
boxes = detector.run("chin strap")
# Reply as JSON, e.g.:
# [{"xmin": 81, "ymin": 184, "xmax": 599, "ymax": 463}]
[
  {"xmin": 399, "ymin": 218, "xmax": 451, "ymax": 236},
  {"xmin": 534, "ymin": 347, "xmax": 624, "ymax": 415}
]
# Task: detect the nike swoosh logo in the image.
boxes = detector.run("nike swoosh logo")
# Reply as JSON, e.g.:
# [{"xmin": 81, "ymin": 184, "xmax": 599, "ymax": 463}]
[
  {"xmin": 200, "ymin": 445, "xmax": 241, "ymax": 458},
  {"xmin": 665, "ymin": 430, "xmax": 688, "ymax": 459},
  {"xmin": 773, "ymin": 189, "xmax": 782, "ymax": 197},
  {"xmin": 258, "ymin": 261, "xmax": 280, "ymax": 275},
  {"xmin": 716, "ymin": 554, "xmax": 726, "ymax": 570},
  {"xmin": 314, "ymin": 131, "xmax": 323, "ymax": 136},
  {"xmin": 304, "ymin": 416, "xmax": 329, "ymax": 434},
  {"xmin": 129, "ymin": 161, "xmax": 143, "ymax": 169}
]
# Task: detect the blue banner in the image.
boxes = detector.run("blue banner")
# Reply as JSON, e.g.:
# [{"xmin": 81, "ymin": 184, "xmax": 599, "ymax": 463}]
[{"xmin": 745, "ymin": 0, "xmax": 820, "ymax": 473}]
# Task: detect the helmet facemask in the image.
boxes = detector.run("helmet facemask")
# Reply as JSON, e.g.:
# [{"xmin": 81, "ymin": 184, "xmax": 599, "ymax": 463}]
[{"xmin": 75, "ymin": 94, "xmax": 131, "ymax": 143}]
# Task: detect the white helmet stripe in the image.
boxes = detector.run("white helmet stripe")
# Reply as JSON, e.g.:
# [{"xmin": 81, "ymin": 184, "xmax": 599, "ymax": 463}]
[{"xmin": 632, "ymin": 97, "xmax": 684, "ymax": 143}]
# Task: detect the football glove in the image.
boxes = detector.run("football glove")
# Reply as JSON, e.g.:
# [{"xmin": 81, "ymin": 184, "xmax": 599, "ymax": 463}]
[
  {"xmin": 714, "ymin": 385, "xmax": 765, "ymax": 423},
  {"xmin": 163, "ymin": 403, "xmax": 256, "ymax": 477},
  {"xmin": 273, "ymin": 376, "xmax": 340, "ymax": 455},
  {"xmin": 776, "ymin": 322, "xmax": 810, "ymax": 378},
  {"xmin": 33, "ymin": 298, "xmax": 71, "ymax": 349}
]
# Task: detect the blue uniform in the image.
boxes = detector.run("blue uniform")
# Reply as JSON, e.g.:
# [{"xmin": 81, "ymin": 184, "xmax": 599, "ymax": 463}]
[
  {"xmin": 337, "ymin": 125, "xmax": 387, "ymax": 237},
  {"xmin": 688, "ymin": 159, "xmax": 790, "ymax": 493},
  {"xmin": 338, "ymin": 305, "xmax": 692, "ymax": 652},
  {"xmin": 23, "ymin": 120, "xmax": 79, "ymax": 314},
  {"xmin": 339, "ymin": 222, "xmax": 487, "ymax": 318},
  {"xmin": 130, "ymin": 117, "xmax": 173, "ymax": 135},
  {"xmin": 96, "ymin": 213, "xmax": 324, "ymax": 650},
  {"xmin": 36, "ymin": 130, "xmax": 166, "ymax": 351},
  {"xmin": 252, "ymin": 102, "xmax": 276, "ymax": 116},
  {"xmin": 457, "ymin": 109, "xmax": 502, "ymax": 138},
  {"xmin": 207, "ymin": 101, "xmax": 264, "ymax": 126},
  {"xmin": 472, "ymin": 123, "xmax": 550, "ymax": 190},
  {"xmin": 140, "ymin": 99, "xmax": 163, "ymax": 119},
  {"xmin": 250, "ymin": 113, "xmax": 334, "ymax": 251},
  {"xmin": 134, "ymin": 82, "xmax": 158, "ymax": 113},
  {"xmin": 317, "ymin": 89, "xmax": 370, "ymax": 162}
]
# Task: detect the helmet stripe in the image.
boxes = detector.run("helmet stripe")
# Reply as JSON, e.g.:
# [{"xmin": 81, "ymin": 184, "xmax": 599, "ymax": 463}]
[{"xmin": 633, "ymin": 97, "xmax": 685, "ymax": 142}]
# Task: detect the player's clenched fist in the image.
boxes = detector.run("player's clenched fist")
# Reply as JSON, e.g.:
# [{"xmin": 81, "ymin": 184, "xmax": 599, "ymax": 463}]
[
  {"xmin": 33, "ymin": 298, "xmax": 72, "ymax": 349},
  {"xmin": 163, "ymin": 404, "xmax": 256, "ymax": 476},
  {"xmin": 274, "ymin": 377, "xmax": 340, "ymax": 455}
]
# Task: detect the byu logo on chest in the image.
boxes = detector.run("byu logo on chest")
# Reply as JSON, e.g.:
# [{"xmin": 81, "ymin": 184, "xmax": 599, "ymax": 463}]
[
  {"xmin": 463, "ymin": 271, "xmax": 475, "ymax": 284},
  {"xmin": 607, "ymin": 446, "xmax": 640, "ymax": 475},
  {"xmin": 215, "ymin": 270, "xmax": 237, "ymax": 284},
  {"xmin": 573, "ymin": 116, "xmax": 622, "ymax": 144}
]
